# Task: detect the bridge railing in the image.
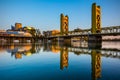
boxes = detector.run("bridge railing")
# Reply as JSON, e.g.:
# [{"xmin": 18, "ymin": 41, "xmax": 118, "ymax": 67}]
[
  {"xmin": 101, "ymin": 26, "xmax": 120, "ymax": 33},
  {"xmin": 68, "ymin": 26, "xmax": 120, "ymax": 36}
]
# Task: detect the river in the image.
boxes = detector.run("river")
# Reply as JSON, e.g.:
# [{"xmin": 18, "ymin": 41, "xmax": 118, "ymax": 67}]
[{"xmin": 0, "ymin": 41, "xmax": 120, "ymax": 80}]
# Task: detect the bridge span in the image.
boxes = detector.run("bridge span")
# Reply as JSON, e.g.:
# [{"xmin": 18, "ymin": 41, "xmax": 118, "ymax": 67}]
[{"xmin": 45, "ymin": 26, "xmax": 120, "ymax": 39}]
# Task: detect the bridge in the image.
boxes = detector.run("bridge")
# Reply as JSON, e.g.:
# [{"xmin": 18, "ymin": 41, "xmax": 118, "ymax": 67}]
[
  {"xmin": 69, "ymin": 26, "xmax": 120, "ymax": 35},
  {"xmin": 43, "ymin": 3, "xmax": 120, "ymax": 42},
  {"xmin": 46, "ymin": 26, "xmax": 120, "ymax": 38}
]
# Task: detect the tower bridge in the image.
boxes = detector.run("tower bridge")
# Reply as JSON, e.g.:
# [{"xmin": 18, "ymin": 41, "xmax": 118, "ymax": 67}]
[
  {"xmin": 46, "ymin": 26, "xmax": 120, "ymax": 38},
  {"xmin": 43, "ymin": 3, "xmax": 120, "ymax": 43}
]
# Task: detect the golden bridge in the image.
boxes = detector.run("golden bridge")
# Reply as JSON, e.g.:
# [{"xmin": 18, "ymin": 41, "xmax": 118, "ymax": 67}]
[
  {"xmin": 43, "ymin": 3, "xmax": 120, "ymax": 42},
  {"xmin": 46, "ymin": 26, "xmax": 120, "ymax": 38}
]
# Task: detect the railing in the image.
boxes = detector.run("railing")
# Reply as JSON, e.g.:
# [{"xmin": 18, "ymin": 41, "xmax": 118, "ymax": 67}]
[
  {"xmin": 68, "ymin": 26, "xmax": 120, "ymax": 35},
  {"xmin": 43, "ymin": 26, "xmax": 120, "ymax": 38}
]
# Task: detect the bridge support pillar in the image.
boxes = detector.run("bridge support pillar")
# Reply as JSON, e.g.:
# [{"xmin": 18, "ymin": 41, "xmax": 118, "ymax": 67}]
[
  {"xmin": 64, "ymin": 38, "xmax": 71, "ymax": 45},
  {"xmin": 88, "ymin": 35, "xmax": 102, "ymax": 49},
  {"xmin": 56, "ymin": 37, "xmax": 71, "ymax": 46},
  {"xmin": 88, "ymin": 35, "xmax": 102, "ymax": 43}
]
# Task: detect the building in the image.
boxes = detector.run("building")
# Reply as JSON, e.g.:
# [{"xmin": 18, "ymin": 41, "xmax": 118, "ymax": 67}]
[
  {"xmin": 43, "ymin": 30, "xmax": 60, "ymax": 37},
  {"xmin": 15, "ymin": 23, "xmax": 22, "ymax": 30}
]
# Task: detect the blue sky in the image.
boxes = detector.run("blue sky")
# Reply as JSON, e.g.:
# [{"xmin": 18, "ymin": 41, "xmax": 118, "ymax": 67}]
[{"xmin": 0, "ymin": 0, "xmax": 120, "ymax": 31}]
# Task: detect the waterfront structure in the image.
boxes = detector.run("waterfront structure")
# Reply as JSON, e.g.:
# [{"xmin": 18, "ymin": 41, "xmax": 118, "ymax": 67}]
[
  {"xmin": 43, "ymin": 30, "xmax": 60, "ymax": 37},
  {"xmin": 0, "ymin": 23, "xmax": 42, "ymax": 43},
  {"xmin": 0, "ymin": 30, "xmax": 6, "ymax": 32},
  {"xmin": 44, "ymin": 3, "xmax": 120, "ymax": 43},
  {"xmin": 15, "ymin": 23, "xmax": 22, "ymax": 30},
  {"xmin": 60, "ymin": 14, "xmax": 69, "ymax": 35},
  {"xmin": 52, "ymin": 30, "xmax": 60, "ymax": 36},
  {"xmin": 88, "ymin": 3, "xmax": 102, "ymax": 42},
  {"xmin": 92, "ymin": 3, "xmax": 101, "ymax": 34}
]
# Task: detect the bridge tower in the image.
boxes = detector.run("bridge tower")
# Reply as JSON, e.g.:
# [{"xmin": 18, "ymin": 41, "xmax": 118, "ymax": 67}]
[
  {"xmin": 60, "ymin": 14, "xmax": 69, "ymax": 35},
  {"xmin": 89, "ymin": 3, "xmax": 102, "ymax": 42},
  {"xmin": 92, "ymin": 3, "xmax": 101, "ymax": 33},
  {"xmin": 91, "ymin": 50, "xmax": 101, "ymax": 80}
]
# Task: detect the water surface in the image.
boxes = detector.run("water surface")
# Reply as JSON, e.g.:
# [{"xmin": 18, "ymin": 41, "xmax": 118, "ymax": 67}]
[{"xmin": 0, "ymin": 41, "xmax": 120, "ymax": 80}]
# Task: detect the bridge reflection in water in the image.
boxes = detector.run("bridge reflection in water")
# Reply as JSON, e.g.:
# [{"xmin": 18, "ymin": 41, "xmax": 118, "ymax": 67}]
[
  {"xmin": 0, "ymin": 41, "xmax": 120, "ymax": 80},
  {"xmin": 42, "ymin": 41, "xmax": 120, "ymax": 80}
]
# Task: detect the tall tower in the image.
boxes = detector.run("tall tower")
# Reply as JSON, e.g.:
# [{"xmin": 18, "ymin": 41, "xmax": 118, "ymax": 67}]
[
  {"xmin": 91, "ymin": 3, "xmax": 101, "ymax": 34},
  {"xmin": 60, "ymin": 14, "xmax": 69, "ymax": 35}
]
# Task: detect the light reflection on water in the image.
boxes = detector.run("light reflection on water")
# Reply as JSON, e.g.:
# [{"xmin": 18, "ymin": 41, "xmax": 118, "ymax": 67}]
[
  {"xmin": 0, "ymin": 41, "xmax": 120, "ymax": 80},
  {"xmin": 102, "ymin": 41, "xmax": 120, "ymax": 50}
]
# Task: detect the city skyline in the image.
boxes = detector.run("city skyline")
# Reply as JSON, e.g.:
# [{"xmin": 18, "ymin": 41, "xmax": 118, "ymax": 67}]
[{"xmin": 0, "ymin": 0, "xmax": 120, "ymax": 31}]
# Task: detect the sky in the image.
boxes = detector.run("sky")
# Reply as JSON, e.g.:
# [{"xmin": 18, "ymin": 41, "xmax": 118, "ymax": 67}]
[{"xmin": 0, "ymin": 0, "xmax": 120, "ymax": 32}]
